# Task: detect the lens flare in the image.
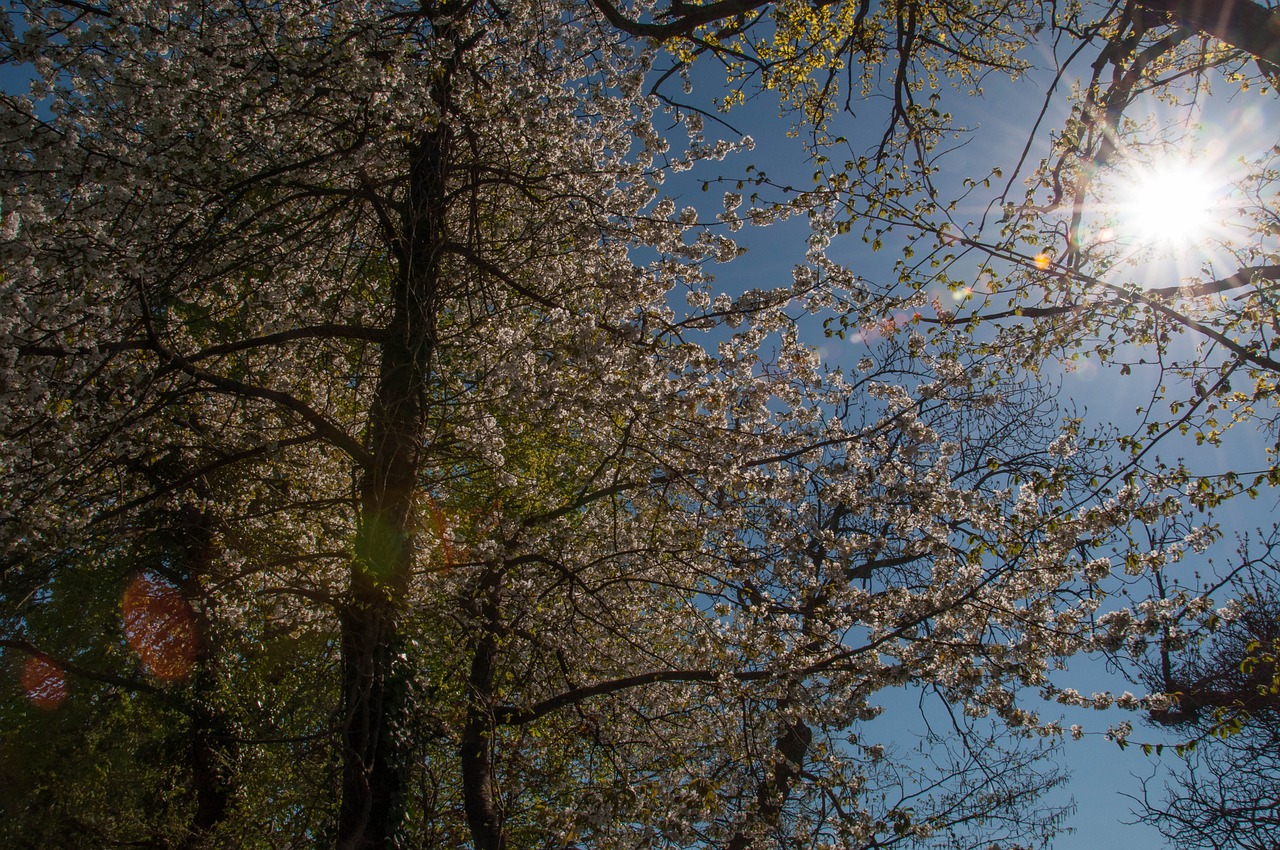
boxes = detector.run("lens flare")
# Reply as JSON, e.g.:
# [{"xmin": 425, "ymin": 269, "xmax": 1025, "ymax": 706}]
[
  {"xmin": 22, "ymin": 655, "xmax": 67, "ymax": 710},
  {"xmin": 122, "ymin": 574, "xmax": 197, "ymax": 682}
]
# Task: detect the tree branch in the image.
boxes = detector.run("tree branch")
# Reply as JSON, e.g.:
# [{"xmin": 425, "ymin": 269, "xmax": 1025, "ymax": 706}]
[
  {"xmin": 588, "ymin": 0, "xmax": 768, "ymax": 40},
  {"xmin": 187, "ymin": 324, "xmax": 386, "ymax": 362},
  {"xmin": 1138, "ymin": 0, "xmax": 1280, "ymax": 69},
  {"xmin": 495, "ymin": 667, "xmax": 772, "ymax": 725},
  {"xmin": 137, "ymin": 287, "xmax": 374, "ymax": 470},
  {"xmin": 0, "ymin": 638, "xmax": 164, "ymax": 695}
]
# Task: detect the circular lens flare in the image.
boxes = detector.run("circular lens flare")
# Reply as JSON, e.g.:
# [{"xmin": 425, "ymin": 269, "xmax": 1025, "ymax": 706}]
[
  {"xmin": 122, "ymin": 574, "xmax": 197, "ymax": 682},
  {"xmin": 22, "ymin": 655, "xmax": 67, "ymax": 710}
]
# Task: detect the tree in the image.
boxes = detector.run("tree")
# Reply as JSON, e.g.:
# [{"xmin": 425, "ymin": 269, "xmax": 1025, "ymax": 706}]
[
  {"xmin": 1136, "ymin": 721, "xmax": 1280, "ymax": 850},
  {"xmin": 801, "ymin": 0, "xmax": 1280, "ymax": 485},
  {"xmin": 836, "ymin": 6, "xmax": 1280, "ymax": 844},
  {"xmin": 1107, "ymin": 526, "xmax": 1280, "ymax": 850},
  {"xmin": 0, "ymin": 0, "xmax": 1258, "ymax": 848},
  {"xmin": 591, "ymin": 0, "xmax": 1280, "ymax": 488},
  {"xmin": 634, "ymin": 5, "xmax": 1280, "ymax": 840}
]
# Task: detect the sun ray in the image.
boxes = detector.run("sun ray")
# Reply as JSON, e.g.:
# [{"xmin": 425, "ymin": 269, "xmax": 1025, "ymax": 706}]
[{"xmin": 1114, "ymin": 160, "xmax": 1223, "ymax": 248}]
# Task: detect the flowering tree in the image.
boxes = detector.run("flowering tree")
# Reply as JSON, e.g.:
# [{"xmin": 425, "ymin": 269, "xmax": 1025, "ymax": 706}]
[
  {"xmin": 0, "ymin": 0, "xmax": 1235, "ymax": 847},
  {"xmin": 1112, "ymin": 528, "xmax": 1280, "ymax": 850},
  {"xmin": 703, "ymin": 4, "xmax": 1280, "ymax": 847}
]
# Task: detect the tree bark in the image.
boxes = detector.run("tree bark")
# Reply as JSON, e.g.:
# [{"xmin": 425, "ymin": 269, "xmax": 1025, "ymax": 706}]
[
  {"xmin": 336, "ymin": 122, "xmax": 451, "ymax": 849},
  {"xmin": 171, "ymin": 506, "xmax": 239, "ymax": 849},
  {"xmin": 460, "ymin": 568, "xmax": 506, "ymax": 850},
  {"xmin": 727, "ymin": 714, "xmax": 812, "ymax": 850},
  {"xmin": 1138, "ymin": 0, "xmax": 1280, "ymax": 69}
]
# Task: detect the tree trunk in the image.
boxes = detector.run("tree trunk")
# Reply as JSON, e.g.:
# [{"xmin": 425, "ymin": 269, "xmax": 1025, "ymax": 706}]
[
  {"xmin": 461, "ymin": 567, "xmax": 506, "ymax": 850},
  {"xmin": 175, "ymin": 506, "xmax": 240, "ymax": 849},
  {"xmin": 336, "ymin": 123, "xmax": 451, "ymax": 849},
  {"xmin": 727, "ymin": 715, "xmax": 812, "ymax": 850}
]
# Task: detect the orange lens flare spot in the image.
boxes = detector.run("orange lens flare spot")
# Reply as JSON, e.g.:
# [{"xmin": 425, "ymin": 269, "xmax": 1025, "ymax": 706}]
[
  {"xmin": 122, "ymin": 574, "xmax": 197, "ymax": 682},
  {"xmin": 22, "ymin": 655, "xmax": 67, "ymax": 710},
  {"xmin": 1033, "ymin": 253, "xmax": 1052, "ymax": 271}
]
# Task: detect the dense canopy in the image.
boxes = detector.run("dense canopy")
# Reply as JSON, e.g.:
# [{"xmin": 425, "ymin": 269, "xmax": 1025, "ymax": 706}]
[{"xmin": 1, "ymin": 0, "xmax": 1277, "ymax": 848}]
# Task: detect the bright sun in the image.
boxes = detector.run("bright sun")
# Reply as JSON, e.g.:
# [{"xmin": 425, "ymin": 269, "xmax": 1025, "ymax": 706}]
[{"xmin": 1115, "ymin": 160, "xmax": 1221, "ymax": 247}]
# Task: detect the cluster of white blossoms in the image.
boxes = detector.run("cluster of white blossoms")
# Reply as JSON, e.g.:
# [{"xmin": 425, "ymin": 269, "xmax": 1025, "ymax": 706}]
[{"xmin": 0, "ymin": 0, "xmax": 1231, "ymax": 846}]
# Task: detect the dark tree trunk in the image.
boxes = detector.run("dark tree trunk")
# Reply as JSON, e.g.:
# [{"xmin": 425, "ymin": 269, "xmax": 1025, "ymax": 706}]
[
  {"xmin": 461, "ymin": 567, "xmax": 506, "ymax": 850},
  {"xmin": 171, "ymin": 506, "xmax": 239, "ymax": 849},
  {"xmin": 186, "ymin": 701, "xmax": 237, "ymax": 847},
  {"xmin": 336, "ymin": 122, "xmax": 451, "ymax": 849},
  {"xmin": 727, "ymin": 715, "xmax": 812, "ymax": 850}
]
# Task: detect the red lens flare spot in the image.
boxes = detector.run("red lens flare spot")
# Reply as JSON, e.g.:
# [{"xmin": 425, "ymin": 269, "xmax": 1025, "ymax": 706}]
[
  {"xmin": 22, "ymin": 655, "xmax": 67, "ymax": 710},
  {"xmin": 122, "ymin": 574, "xmax": 197, "ymax": 682}
]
